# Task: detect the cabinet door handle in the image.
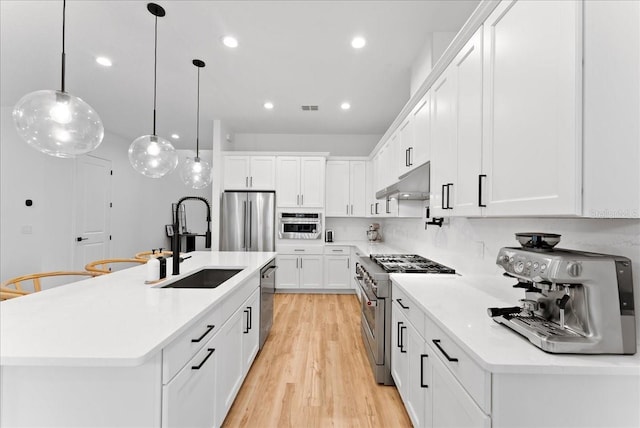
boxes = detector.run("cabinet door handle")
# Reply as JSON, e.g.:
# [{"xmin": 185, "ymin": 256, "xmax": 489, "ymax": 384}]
[
  {"xmin": 386, "ymin": 198, "xmax": 390, "ymax": 214},
  {"xmin": 243, "ymin": 306, "xmax": 252, "ymax": 333},
  {"xmin": 432, "ymin": 339, "xmax": 458, "ymax": 362},
  {"xmin": 300, "ymin": 257, "xmax": 303, "ymax": 269},
  {"xmin": 441, "ymin": 184, "xmax": 446, "ymax": 209},
  {"xmin": 250, "ymin": 176, "xmax": 253, "ymax": 187},
  {"xmin": 405, "ymin": 148, "xmax": 410, "ymax": 167},
  {"xmin": 446, "ymin": 183, "xmax": 453, "ymax": 209},
  {"xmin": 397, "ymin": 298, "xmax": 409, "ymax": 310},
  {"xmin": 350, "ymin": 204, "xmax": 353, "ymax": 215},
  {"xmin": 420, "ymin": 354, "xmax": 429, "ymax": 388},
  {"xmin": 301, "ymin": 194, "xmax": 304, "ymax": 205},
  {"xmin": 397, "ymin": 321, "xmax": 404, "ymax": 348},
  {"xmin": 347, "ymin": 204, "xmax": 349, "ymax": 215},
  {"xmin": 375, "ymin": 203, "xmax": 379, "ymax": 214},
  {"xmin": 370, "ymin": 204, "xmax": 374, "ymax": 215},
  {"xmin": 191, "ymin": 324, "xmax": 215, "ymax": 343},
  {"xmin": 347, "ymin": 258, "xmax": 350, "ymax": 269},
  {"xmin": 297, "ymin": 195, "xmax": 300, "ymax": 205},
  {"xmin": 400, "ymin": 326, "xmax": 407, "ymax": 353},
  {"xmin": 478, "ymin": 174, "xmax": 487, "ymax": 207},
  {"xmin": 409, "ymin": 147, "xmax": 413, "ymax": 166},
  {"xmin": 191, "ymin": 348, "xmax": 215, "ymax": 370}
]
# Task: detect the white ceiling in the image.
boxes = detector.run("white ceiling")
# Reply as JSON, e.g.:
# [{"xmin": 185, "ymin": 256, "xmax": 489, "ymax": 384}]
[{"xmin": 1, "ymin": 0, "xmax": 479, "ymax": 149}]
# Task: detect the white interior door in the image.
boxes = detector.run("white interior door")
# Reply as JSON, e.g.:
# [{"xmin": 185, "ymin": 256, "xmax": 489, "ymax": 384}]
[{"xmin": 74, "ymin": 156, "xmax": 112, "ymax": 270}]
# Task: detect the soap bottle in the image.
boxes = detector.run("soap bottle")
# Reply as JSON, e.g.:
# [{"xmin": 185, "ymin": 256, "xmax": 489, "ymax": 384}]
[{"xmin": 146, "ymin": 257, "xmax": 160, "ymax": 282}]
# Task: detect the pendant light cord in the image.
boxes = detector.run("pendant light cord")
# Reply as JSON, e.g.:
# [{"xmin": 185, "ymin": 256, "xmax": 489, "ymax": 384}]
[
  {"xmin": 196, "ymin": 66, "xmax": 200, "ymax": 158},
  {"xmin": 61, "ymin": 0, "xmax": 66, "ymax": 92},
  {"xmin": 152, "ymin": 14, "xmax": 158, "ymax": 135}
]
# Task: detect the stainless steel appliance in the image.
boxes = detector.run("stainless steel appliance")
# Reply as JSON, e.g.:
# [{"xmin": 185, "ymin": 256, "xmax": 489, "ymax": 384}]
[
  {"xmin": 488, "ymin": 233, "xmax": 636, "ymax": 354},
  {"xmin": 278, "ymin": 212, "xmax": 322, "ymax": 239},
  {"xmin": 220, "ymin": 191, "xmax": 275, "ymax": 252},
  {"xmin": 367, "ymin": 223, "xmax": 381, "ymax": 242},
  {"xmin": 259, "ymin": 260, "xmax": 276, "ymax": 350},
  {"xmin": 355, "ymin": 254, "xmax": 456, "ymax": 384}
]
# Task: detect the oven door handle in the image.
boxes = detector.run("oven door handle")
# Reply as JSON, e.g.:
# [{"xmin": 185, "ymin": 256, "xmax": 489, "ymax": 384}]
[{"xmin": 355, "ymin": 278, "xmax": 377, "ymax": 307}]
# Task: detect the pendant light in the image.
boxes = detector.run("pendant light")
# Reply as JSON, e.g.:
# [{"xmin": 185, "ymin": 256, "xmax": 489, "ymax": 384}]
[
  {"xmin": 179, "ymin": 59, "xmax": 212, "ymax": 189},
  {"xmin": 12, "ymin": 0, "xmax": 104, "ymax": 158},
  {"xmin": 128, "ymin": 3, "xmax": 178, "ymax": 178}
]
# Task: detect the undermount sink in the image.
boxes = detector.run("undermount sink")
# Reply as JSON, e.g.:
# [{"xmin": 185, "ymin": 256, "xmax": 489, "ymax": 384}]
[{"xmin": 162, "ymin": 268, "xmax": 243, "ymax": 289}]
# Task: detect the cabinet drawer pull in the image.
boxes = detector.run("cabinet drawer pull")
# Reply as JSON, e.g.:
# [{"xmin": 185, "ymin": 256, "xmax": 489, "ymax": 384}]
[
  {"xmin": 446, "ymin": 183, "xmax": 453, "ymax": 209},
  {"xmin": 191, "ymin": 348, "xmax": 215, "ymax": 370},
  {"xmin": 420, "ymin": 354, "xmax": 429, "ymax": 388},
  {"xmin": 432, "ymin": 339, "xmax": 458, "ymax": 362},
  {"xmin": 400, "ymin": 326, "xmax": 407, "ymax": 353},
  {"xmin": 247, "ymin": 306, "xmax": 252, "ymax": 330},
  {"xmin": 332, "ymin": 249, "xmax": 343, "ymax": 252},
  {"xmin": 294, "ymin": 249, "xmax": 305, "ymax": 252},
  {"xmin": 397, "ymin": 298, "xmax": 410, "ymax": 310},
  {"xmin": 191, "ymin": 324, "xmax": 215, "ymax": 343}
]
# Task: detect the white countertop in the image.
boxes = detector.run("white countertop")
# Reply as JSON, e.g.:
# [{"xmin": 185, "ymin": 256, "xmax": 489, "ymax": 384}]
[
  {"xmin": 392, "ymin": 273, "xmax": 640, "ymax": 375},
  {"xmin": 0, "ymin": 251, "xmax": 276, "ymax": 367}
]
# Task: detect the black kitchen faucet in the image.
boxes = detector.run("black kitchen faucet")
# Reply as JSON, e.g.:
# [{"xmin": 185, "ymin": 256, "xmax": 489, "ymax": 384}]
[{"xmin": 171, "ymin": 196, "xmax": 212, "ymax": 275}]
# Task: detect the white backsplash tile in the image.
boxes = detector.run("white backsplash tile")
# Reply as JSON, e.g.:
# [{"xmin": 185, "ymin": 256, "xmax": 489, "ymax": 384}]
[{"xmin": 380, "ymin": 216, "xmax": 640, "ymax": 340}]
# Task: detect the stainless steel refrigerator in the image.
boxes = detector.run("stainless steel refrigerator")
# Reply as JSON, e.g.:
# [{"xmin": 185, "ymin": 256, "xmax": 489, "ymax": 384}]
[
  {"xmin": 221, "ymin": 190, "xmax": 276, "ymax": 350},
  {"xmin": 220, "ymin": 191, "xmax": 276, "ymax": 251}
]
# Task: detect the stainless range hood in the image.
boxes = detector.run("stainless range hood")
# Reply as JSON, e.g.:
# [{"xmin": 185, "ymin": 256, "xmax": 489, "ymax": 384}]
[{"xmin": 375, "ymin": 162, "xmax": 430, "ymax": 200}]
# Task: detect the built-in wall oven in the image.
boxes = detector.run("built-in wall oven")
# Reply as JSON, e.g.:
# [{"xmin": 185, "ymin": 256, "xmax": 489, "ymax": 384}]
[
  {"xmin": 355, "ymin": 254, "xmax": 455, "ymax": 385},
  {"xmin": 278, "ymin": 212, "xmax": 322, "ymax": 239}
]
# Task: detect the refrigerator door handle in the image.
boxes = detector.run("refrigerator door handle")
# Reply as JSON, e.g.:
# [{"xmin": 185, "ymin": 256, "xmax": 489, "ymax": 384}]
[
  {"xmin": 248, "ymin": 201, "xmax": 253, "ymax": 249},
  {"xmin": 243, "ymin": 200, "xmax": 248, "ymax": 250}
]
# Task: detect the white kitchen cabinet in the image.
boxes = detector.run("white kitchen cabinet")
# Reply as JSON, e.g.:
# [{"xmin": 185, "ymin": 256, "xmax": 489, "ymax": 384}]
[
  {"xmin": 430, "ymin": 68, "xmax": 457, "ymax": 216},
  {"xmin": 392, "ymin": 292, "xmax": 431, "ymax": 428},
  {"xmin": 162, "ymin": 335, "xmax": 218, "ymax": 428},
  {"xmin": 399, "ymin": 93, "xmax": 431, "ymax": 177},
  {"xmin": 276, "ymin": 156, "xmax": 325, "ymax": 208},
  {"xmin": 276, "ymin": 246, "xmax": 324, "ymax": 290},
  {"xmin": 323, "ymin": 247, "xmax": 351, "ymax": 289},
  {"xmin": 325, "ymin": 160, "xmax": 366, "ymax": 217},
  {"xmin": 223, "ymin": 155, "xmax": 276, "ymax": 190},
  {"xmin": 431, "ymin": 352, "xmax": 490, "ymax": 428},
  {"xmin": 480, "ymin": 0, "xmax": 582, "ymax": 216}
]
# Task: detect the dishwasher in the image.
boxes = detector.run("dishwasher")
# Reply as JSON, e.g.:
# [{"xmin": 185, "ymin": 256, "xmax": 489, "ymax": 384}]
[{"xmin": 259, "ymin": 260, "xmax": 276, "ymax": 349}]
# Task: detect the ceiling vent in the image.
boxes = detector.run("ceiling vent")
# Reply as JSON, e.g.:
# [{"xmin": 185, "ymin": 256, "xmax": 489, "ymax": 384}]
[{"xmin": 301, "ymin": 105, "xmax": 319, "ymax": 111}]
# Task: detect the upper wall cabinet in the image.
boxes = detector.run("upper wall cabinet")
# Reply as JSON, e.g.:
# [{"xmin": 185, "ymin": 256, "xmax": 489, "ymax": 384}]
[
  {"xmin": 430, "ymin": 28, "xmax": 483, "ymax": 217},
  {"xmin": 480, "ymin": 0, "xmax": 582, "ymax": 216},
  {"xmin": 325, "ymin": 160, "xmax": 366, "ymax": 217},
  {"xmin": 276, "ymin": 157, "xmax": 325, "ymax": 208},
  {"xmin": 398, "ymin": 92, "xmax": 431, "ymax": 178},
  {"xmin": 223, "ymin": 156, "xmax": 276, "ymax": 190}
]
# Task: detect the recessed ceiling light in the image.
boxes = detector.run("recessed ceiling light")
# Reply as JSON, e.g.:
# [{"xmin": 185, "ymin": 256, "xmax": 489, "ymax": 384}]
[
  {"xmin": 96, "ymin": 56, "xmax": 112, "ymax": 67},
  {"xmin": 223, "ymin": 36, "xmax": 239, "ymax": 48},
  {"xmin": 171, "ymin": 134, "xmax": 180, "ymax": 139},
  {"xmin": 351, "ymin": 36, "xmax": 366, "ymax": 49},
  {"xmin": 263, "ymin": 101, "xmax": 274, "ymax": 110},
  {"xmin": 341, "ymin": 102, "xmax": 351, "ymax": 110}
]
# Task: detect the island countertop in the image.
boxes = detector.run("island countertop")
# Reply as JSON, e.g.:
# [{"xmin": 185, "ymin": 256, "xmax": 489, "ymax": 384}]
[{"xmin": 0, "ymin": 251, "xmax": 276, "ymax": 367}]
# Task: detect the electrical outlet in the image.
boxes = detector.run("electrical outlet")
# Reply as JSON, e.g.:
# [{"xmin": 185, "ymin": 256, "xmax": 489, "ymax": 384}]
[{"xmin": 21, "ymin": 225, "xmax": 33, "ymax": 234}]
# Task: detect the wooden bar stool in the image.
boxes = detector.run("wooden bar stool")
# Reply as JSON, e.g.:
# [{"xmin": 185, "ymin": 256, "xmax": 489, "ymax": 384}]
[
  {"xmin": 85, "ymin": 258, "xmax": 146, "ymax": 275},
  {"xmin": 0, "ymin": 271, "xmax": 100, "ymax": 300}
]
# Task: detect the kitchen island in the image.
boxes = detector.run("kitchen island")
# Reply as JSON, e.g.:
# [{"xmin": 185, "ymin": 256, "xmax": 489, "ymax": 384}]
[{"xmin": 0, "ymin": 251, "xmax": 276, "ymax": 427}]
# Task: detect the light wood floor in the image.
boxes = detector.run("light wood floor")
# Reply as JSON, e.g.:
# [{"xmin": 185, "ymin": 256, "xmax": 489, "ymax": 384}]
[{"xmin": 222, "ymin": 293, "xmax": 411, "ymax": 428}]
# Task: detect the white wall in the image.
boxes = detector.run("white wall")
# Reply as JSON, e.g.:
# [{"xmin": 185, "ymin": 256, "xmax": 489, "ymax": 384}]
[
  {"xmin": 229, "ymin": 133, "xmax": 379, "ymax": 156},
  {"xmin": 325, "ymin": 218, "xmax": 377, "ymax": 242},
  {"xmin": 380, "ymin": 215, "xmax": 640, "ymax": 340},
  {"xmin": 0, "ymin": 106, "xmax": 212, "ymax": 284}
]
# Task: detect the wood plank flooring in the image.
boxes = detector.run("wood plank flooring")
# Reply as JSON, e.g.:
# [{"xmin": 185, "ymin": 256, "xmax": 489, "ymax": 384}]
[{"xmin": 222, "ymin": 294, "xmax": 411, "ymax": 428}]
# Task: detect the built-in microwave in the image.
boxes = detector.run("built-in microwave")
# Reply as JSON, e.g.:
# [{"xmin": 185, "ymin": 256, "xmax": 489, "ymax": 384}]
[{"xmin": 278, "ymin": 213, "xmax": 322, "ymax": 239}]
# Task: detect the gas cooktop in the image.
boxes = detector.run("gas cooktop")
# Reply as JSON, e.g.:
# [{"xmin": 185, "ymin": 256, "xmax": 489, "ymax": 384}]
[{"xmin": 370, "ymin": 254, "xmax": 455, "ymax": 274}]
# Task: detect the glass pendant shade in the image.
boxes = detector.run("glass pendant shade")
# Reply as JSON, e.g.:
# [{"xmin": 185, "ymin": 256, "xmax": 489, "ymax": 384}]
[
  {"xmin": 179, "ymin": 156, "xmax": 212, "ymax": 189},
  {"xmin": 128, "ymin": 134, "xmax": 178, "ymax": 178},
  {"xmin": 12, "ymin": 89, "xmax": 104, "ymax": 158}
]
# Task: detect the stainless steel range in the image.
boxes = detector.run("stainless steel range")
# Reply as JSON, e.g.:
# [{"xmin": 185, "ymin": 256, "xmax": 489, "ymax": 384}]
[{"xmin": 355, "ymin": 254, "xmax": 455, "ymax": 385}]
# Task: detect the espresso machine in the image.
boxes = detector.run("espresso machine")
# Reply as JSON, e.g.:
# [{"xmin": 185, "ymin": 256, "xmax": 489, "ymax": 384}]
[{"xmin": 487, "ymin": 233, "xmax": 636, "ymax": 354}]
